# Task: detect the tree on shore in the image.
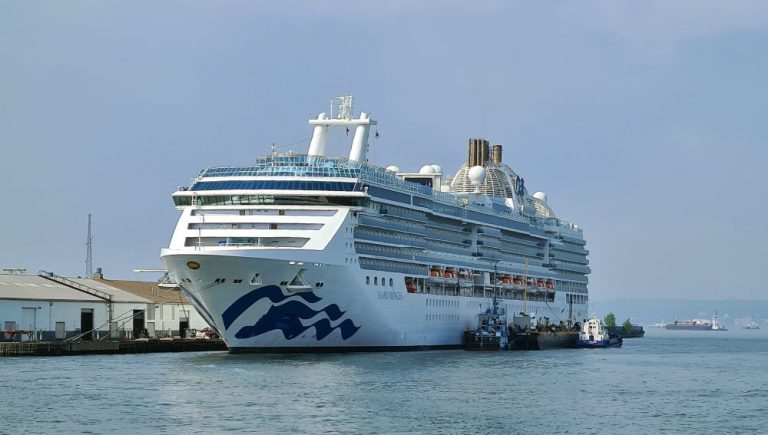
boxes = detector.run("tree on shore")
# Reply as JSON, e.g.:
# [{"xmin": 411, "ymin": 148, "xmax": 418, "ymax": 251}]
[
  {"xmin": 623, "ymin": 318, "xmax": 633, "ymax": 335},
  {"xmin": 604, "ymin": 312, "xmax": 616, "ymax": 329}
]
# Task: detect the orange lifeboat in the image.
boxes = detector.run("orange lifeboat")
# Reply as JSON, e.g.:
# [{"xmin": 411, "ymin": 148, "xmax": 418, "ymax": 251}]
[
  {"xmin": 443, "ymin": 268, "xmax": 456, "ymax": 279},
  {"xmin": 427, "ymin": 267, "xmax": 444, "ymax": 284}
]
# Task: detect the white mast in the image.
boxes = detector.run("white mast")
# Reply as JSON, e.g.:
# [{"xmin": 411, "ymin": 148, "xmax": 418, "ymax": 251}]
[
  {"xmin": 307, "ymin": 113, "xmax": 329, "ymax": 156},
  {"xmin": 349, "ymin": 112, "xmax": 372, "ymax": 162},
  {"xmin": 306, "ymin": 96, "xmax": 377, "ymax": 161}
]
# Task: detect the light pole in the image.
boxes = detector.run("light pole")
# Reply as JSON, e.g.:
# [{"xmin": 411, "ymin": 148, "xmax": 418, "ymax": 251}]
[
  {"xmin": 34, "ymin": 306, "xmax": 41, "ymax": 341},
  {"xmin": 48, "ymin": 301, "xmax": 54, "ymax": 341}
]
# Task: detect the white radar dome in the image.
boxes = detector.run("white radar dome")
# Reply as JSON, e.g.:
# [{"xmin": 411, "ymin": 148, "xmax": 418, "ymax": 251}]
[
  {"xmin": 533, "ymin": 192, "xmax": 548, "ymax": 203},
  {"xmin": 385, "ymin": 165, "xmax": 400, "ymax": 173},
  {"xmin": 419, "ymin": 165, "xmax": 437, "ymax": 175},
  {"xmin": 468, "ymin": 166, "xmax": 487, "ymax": 186},
  {"xmin": 430, "ymin": 164, "xmax": 442, "ymax": 174}
]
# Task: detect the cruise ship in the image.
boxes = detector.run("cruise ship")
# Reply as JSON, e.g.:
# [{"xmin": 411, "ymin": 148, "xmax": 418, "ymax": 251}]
[{"xmin": 160, "ymin": 97, "xmax": 590, "ymax": 352}]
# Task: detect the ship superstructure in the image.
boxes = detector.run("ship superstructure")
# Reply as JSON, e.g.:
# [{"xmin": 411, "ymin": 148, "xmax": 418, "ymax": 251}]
[{"xmin": 160, "ymin": 97, "xmax": 590, "ymax": 352}]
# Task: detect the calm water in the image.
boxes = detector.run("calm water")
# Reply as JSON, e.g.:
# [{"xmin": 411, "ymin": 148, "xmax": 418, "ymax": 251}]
[{"xmin": 2, "ymin": 329, "xmax": 767, "ymax": 434}]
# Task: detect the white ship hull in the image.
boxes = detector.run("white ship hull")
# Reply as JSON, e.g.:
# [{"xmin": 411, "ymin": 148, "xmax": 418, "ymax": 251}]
[
  {"xmin": 162, "ymin": 249, "xmax": 584, "ymax": 351},
  {"xmin": 161, "ymin": 98, "xmax": 591, "ymax": 352}
]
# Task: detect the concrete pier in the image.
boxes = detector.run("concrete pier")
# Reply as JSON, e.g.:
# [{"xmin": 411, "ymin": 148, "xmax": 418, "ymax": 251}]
[{"xmin": 0, "ymin": 338, "xmax": 226, "ymax": 357}]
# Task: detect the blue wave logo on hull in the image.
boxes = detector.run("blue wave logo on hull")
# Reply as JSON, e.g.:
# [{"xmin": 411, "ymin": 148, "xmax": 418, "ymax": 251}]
[{"xmin": 222, "ymin": 285, "xmax": 360, "ymax": 341}]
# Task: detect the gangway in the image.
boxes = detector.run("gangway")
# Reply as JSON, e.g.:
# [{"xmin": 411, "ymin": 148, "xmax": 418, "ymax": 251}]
[{"xmin": 38, "ymin": 270, "xmax": 114, "ymax": 334}]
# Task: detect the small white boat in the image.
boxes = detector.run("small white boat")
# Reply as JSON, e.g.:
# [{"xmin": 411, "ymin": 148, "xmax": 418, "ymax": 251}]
[
  {"xmin": 743, "ymin": 315, "xmax": 760, "ymax": 330},
  {"xmin": 577, "ymin": 315, "xmax": 622, "ymax": 348}
]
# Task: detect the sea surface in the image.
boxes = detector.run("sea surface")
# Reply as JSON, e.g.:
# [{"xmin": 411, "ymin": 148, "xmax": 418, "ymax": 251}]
[{"xmin": 2, "ymin": 328, "xmax": 767, "ymax": 434}]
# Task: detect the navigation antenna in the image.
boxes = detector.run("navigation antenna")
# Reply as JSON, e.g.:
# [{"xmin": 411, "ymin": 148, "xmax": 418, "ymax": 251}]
[
  {"xmin": 85, "ymin": 213, "xmax": 93, "ymax": 278},
  {"xmin": 331, "ymin": 95, "xmax": 354, "ymax": 120}
]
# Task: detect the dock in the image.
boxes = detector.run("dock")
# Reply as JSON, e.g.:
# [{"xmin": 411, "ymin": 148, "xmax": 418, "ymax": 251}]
[
  {"xmin": 0, "ymin": 338, "xmax": 227, "ymax": 357},
  {"xmin": 606, "ymin": 324, "xmax": 645, "ymax": 338}
]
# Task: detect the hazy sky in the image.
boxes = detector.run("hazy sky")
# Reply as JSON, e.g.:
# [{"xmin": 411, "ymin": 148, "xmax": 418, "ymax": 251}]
[{"xmin": 2, "ymin": 1, "xmax": 766, "ymax": 300}]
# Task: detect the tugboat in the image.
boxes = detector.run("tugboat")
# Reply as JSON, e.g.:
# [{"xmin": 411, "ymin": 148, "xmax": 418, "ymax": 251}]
[
  {"xmin": 577, "ymin": 315, "xmax": 622, "ymax": 348},
  {"xmin": 464, "ymin": 296, "xmax": 509, "ymax": 351}
]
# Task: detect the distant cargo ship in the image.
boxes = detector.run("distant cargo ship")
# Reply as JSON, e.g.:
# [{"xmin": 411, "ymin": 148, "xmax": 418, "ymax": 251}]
[{"xmin": 665, "ymin": 313, "xmax": 727, "ymax": 331}]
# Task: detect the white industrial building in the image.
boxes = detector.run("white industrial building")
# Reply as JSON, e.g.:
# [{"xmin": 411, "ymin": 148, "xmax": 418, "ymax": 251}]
[{"xmin": 0, "ymin": 270, "xmax": 209, "ymax": 341}]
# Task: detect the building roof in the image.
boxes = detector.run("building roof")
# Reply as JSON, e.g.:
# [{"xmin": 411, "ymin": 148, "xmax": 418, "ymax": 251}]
[
  {"xmin": 0, "ymin": 274, "xmax": 103, "ymax": 302},
  {"xmin": 96, "ymin": 279, "xmax": 189, "ymax": 304},
  {"xmin": 0, "ymin": 273, "xmax": 189, "ymax": 305}
]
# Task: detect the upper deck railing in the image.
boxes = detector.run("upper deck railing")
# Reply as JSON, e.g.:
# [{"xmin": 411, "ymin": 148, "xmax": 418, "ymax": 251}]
[{"xmin": 191, "ymin": 154, "xmax": 583, "ymax": 237}]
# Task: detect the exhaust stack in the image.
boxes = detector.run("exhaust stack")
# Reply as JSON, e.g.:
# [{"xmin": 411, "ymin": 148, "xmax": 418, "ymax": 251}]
[
  {"xmin": 492, "ymin": 144, "xmax": 503, "ymax": 164},
  {"xmin": 467, "ymin": 138, "xmax": 490, "ymax": 167}
]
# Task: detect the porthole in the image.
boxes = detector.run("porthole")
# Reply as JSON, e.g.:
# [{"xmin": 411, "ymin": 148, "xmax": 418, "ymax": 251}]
[{"xmin": 186, "ymin": 261, "xmax": 200, "ymax": 270}]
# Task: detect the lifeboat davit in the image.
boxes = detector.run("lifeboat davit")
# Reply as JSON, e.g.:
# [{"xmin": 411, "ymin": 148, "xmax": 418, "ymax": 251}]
[{"xmin": 458, "ymin": 269, "xmax": 474, "ymax": 288}]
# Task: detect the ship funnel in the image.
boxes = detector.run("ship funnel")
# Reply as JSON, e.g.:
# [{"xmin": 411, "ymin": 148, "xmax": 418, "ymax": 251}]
[
  {"xmin": 492, "ymin": 144, "xmax": 503, "ymax": 164},
  {"xmin": 467, "ymin": 138, "xmax": 490, "ymax": 167}
]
